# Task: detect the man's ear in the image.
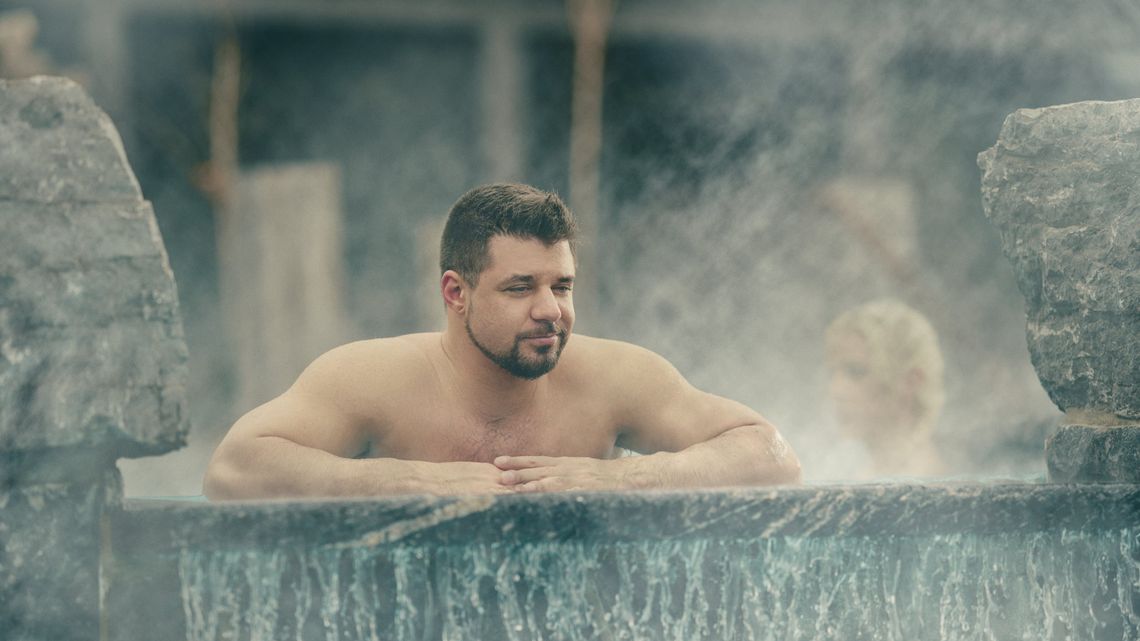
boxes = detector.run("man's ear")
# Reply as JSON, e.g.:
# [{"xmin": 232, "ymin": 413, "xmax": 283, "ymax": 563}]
[{"xmin": 441, "ymin": 270, "xmax": 468, "ymax": 313}]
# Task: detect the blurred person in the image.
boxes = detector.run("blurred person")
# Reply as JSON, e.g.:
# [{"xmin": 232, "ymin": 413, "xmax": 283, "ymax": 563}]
[
  {"xmin": 0, "ymin": 10, "xmax": 48, "ymax": 78},
  {"xmin": 204, "ymin": 183, "xmax": 800, "ymax": 499},
  {"xmin": 0, "ymin": 10, "xmax": 86, "ymax": 83},
  {"xmin": 824, "ymin": 299, "xmax": 945, "ymax": 479}
]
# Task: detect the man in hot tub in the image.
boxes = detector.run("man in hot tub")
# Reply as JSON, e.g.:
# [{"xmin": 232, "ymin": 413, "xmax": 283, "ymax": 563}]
[{"xmin": 204, "ymin": 183, "xmax": 800, "ymax": 499}]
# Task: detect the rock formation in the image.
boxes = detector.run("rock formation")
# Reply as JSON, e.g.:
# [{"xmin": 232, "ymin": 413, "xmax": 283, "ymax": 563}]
[
  {"xmin": 0, "ymin": 76, "xmax": 189, "ymax": 640},
  {"xmin": 979, "ymin": 99, "xmax": 1140, "ymax": 481}
]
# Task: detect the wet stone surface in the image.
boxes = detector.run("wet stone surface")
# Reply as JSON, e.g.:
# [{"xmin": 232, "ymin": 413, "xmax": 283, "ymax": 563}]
[
  {"xmin": 0, "ymin": 469, "xmax": 119, "ymax": 641},
  {"xmin": 107, "ymin": 486, "xmax": 1140, "ymax": 641},
  {"xmin": 0, "ymin": 77, "xmax": 141, "ymax": 202},
  {"xmin": 1047, "ymin": 424, "xmax": 1140, "ymax": 483},
  {"xmin": 0, "ymin": 76, "xmax": 189, "ymax": 455},
  {"xmin": 0, "ymin": 77, "xmax": 190, "ymax": 641},
  {"xmin": 978, "ymin": 98, "xmax": 1140, "ymax": 422}
]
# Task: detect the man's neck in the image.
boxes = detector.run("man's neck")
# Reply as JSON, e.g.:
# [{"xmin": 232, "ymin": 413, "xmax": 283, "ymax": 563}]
[{"xmin": 439, "ymin": 326, "xmax": 544, "ymax": 421}]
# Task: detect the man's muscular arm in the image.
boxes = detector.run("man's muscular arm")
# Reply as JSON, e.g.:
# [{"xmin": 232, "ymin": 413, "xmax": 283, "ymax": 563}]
[
  {"xmin": 203, "ymin": 403, "xmax": 506, "ymax": 499},
  {"xmin": 495, "ymin": 424, "xmax": 796, "ymax": 492},
  {"xmin": 203, "ymin": 342, "xmax": 508, "ymax": 500},
  {"xmin": 495, "ymin": 341, "xmax": 800, "ymax": 492}
]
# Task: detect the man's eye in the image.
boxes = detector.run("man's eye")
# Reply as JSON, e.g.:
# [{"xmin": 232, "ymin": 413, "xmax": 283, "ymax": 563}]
[
  {"xmin": 555, "ymin": 286, "xmax": 573, "ymax": 293},
  {"xmin": 506, "ymin": 286, "xmax": 529, "ymax": 293}
]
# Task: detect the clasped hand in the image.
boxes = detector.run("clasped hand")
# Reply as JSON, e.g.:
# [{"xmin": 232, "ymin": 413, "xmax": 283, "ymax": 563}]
[
  {"xmin": 430, "ymin": 455, "xmax": 643, "ymax": 495},
  {"xmin": 494, "ymin": 455, "xmax": 630, "ymax": 493}
]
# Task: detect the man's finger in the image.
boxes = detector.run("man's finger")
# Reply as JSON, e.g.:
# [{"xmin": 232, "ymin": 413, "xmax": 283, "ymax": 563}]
[
  {"xmin": 513, "ymin": 477, "xmax": 567, "ymax": 493},
  {"xmin": 494, "ymin": 455, "xmax": 557, "ymax": 470},
  {"xmin": 500, "ymin": 467, "xmax": 553, "ymax": 485}
]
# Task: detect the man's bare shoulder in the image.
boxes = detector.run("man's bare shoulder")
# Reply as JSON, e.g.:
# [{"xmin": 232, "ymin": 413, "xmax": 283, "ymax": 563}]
[
  {"xmin": 560, "ymin": 335, "xmax": 675, "ymax": 385},
  {"xmin": 295, "ymin": 333, "xmax": 443, "ymax": 395},
  {"xmin": 559, "ymin": 336, "xmax": 694, "ymax": 439}
]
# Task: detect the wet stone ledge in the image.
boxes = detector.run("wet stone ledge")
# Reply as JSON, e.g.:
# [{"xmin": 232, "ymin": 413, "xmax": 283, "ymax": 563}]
[
  {"xmin": 112, "ymin": 483, "xmax": 1140, "ymax": 550},
  {"xmin": 1047, "ymin": 424, "xmax": 1140, "ymax": 483},
  {"xmin": 105, "ymin": 485, "xmax": 1140, "ymax": 641}
]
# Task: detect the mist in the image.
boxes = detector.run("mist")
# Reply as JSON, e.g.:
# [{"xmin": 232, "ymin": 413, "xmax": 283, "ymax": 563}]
[{"xmin": 3, "ymin": 0, "xmax": 1137, "ymax": 494}]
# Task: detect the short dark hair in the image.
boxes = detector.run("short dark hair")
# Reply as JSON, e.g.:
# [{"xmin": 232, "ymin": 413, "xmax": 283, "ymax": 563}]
[{"xmin": 440, "ymin": 183, "xmax": 578, "ymax": 285}]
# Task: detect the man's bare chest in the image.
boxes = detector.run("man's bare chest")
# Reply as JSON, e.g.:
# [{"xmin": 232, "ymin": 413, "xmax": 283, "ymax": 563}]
[{"xmin": 376, "ymin": 402, "xmax": 618, "ymax": 464}]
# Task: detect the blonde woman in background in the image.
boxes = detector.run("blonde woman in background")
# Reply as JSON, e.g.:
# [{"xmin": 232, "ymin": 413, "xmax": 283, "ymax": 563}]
[{"xmin": 825, "ymin": 299, "xmax": 946, "ymax": 479}]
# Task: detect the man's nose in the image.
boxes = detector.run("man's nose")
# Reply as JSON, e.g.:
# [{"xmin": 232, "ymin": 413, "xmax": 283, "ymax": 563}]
[{"xmin": 531, "ymin": 288, "xmax": 562, "ymax": 322}]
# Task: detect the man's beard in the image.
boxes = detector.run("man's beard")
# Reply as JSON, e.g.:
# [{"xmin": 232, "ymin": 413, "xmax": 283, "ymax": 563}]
[{"xmin": 465, "ymin": 318, "xmax": 569, "ymax": 380}]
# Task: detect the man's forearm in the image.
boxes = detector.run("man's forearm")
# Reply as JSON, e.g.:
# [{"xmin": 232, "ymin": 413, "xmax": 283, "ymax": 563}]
[
  {"xmin": 204, "ymin": 436, "xmax": 505, "ymax": 499},
  {"xmin": 494, "ymin": 424, "xmax": 801, "ymax": 493},
  {"xmin": 621, "ymin": 424, "xmax": 801, "ymax": 489},
  {"xmin": 204, "ymin": 436, "xmax": 410, "ymax": 499}
]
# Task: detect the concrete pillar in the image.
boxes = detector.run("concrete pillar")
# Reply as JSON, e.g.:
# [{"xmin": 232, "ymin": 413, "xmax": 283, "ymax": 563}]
[
  {"xmin": 219, "ymin": 163, "xmax": 347, "ymax": 410},
  {"xmin": 479, "ymin": 19, "xmax": 525, "ymax": 183},
  {"xmin": 416, "ymin": 216, "xmax": 447, "ymax": 331}
]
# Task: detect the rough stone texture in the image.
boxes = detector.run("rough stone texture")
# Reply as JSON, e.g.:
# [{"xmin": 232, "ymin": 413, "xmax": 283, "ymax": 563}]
[
  {"xmin": 0, "ymin": 77, "xmax": 142, "ymax": 203},
  {"xmin": 106, "ymin": 486, "xmax": 1140, "ymax": 641},
  {"xmin": 978, "ymin": 99, "xmax": 1140, "ymax": 421},
  {"xmin": 0, "ymin": 77, "xmax": 190, "ymax": 641},
  {"xmin": 0, "ymin": 468, "xmax": 120, "ymax": 641},
  {"xmin": 1046, "ymin": 424, "xmax": 1140, "ymax": 483},
  {"xmin": 0, "ymin": 76, "xmax": 190, "ymax": 455},
  {"xmin": 114, "ymin": 484, "xmax": 1140, "ymax": 550}
]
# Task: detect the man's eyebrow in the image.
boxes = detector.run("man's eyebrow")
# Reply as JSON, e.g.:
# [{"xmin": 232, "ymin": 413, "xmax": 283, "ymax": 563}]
[
  {"xmin": 496, "ymin": 274, "xmax": 574, "ymax": 286},
  {"xmin": 498, "ymin": 274, "xmax": 535, "ymax": 286}
]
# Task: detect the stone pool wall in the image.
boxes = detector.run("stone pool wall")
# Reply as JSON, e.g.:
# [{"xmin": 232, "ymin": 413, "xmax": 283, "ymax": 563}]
[{"xmin": 105, "ymin": 486, "xmax": 1140, "ymax": 641}]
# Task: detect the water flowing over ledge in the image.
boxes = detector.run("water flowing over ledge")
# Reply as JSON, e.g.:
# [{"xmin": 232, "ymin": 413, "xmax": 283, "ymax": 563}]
[{"xmin": 105, "ymin": 484, "xmax": 1140, "ymax": 641}]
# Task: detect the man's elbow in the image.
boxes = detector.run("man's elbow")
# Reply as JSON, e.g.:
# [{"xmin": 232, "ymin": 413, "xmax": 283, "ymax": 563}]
[
  {"xmin": 773, "ymin": 451, "xmax": 803, "ymax": 484},
  {"xmin": 201, "ymin": 462, "xmax": 230, "ymax": 501},
  {"xmin": 746, "ymin": 422, "xmax": 802, "ymax": 485},
  {"xmin": 202, "ymin": 452, "xmax": 248, "ymax": 501}
]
